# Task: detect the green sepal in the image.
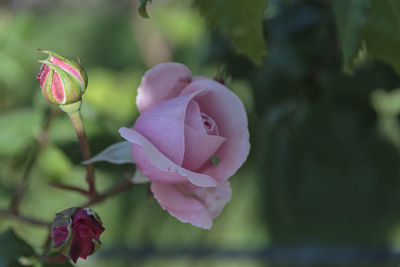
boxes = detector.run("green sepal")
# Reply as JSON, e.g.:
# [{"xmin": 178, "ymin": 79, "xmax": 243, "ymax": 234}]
[
  {"xmin": 55, "ymin": 207, "xmax": 79, "ymax": 218},
  {"xmin": 50, "ymin": 208, "xmax": 80, "ymax": 259},
  {"xmin": 50, "ymin": 218, "xmax": 73, "ymax": 258},
  {"xmin": 38, "ymin": 60, "xmax": 83, "ymax": 104},
  {"xmin": 39, "ymin": 50, "xmax": 82, "ymax": 73},
  {"xmin": 60, "ymin": 101, "xmax": 82, "ymax": 114},
  {"xmin": 84, "ymin": 208, "xmax": 103, "ymax": 225},
  {"xmin": 139, "ymin": 0, "xmax": 152, "ymax": 18},
  {"xmin": 90, "ymin": 239, "xmax": 102, "ymax": 256},
  {"xmin": 41, "ymin": 68, "xmax": 59, "ymax": 104},
  {"xmin": 39, "ymin": 49, "xmax": 88, "ymax": 89},
  {"xmin": 79, "ymin": 67, "xmax": 88, "ymax": 90}
]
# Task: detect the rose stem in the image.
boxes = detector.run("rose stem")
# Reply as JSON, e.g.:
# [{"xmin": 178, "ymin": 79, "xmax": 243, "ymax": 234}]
[
  {"xmin": 48, "ymin": 182, "xmax": 89, "ymax": 195},
  {"xmin": 9, "ymin": 107, "xmax": 54, "ymax": 213},
  {"xmin": 0, "ymin": 209, "xmax": 50, "ymax": 227},
  {"xmin": 61, "ymin": 101, "xmax": 97, "ymax": 198},
  {"xmin": 83, "ymin": 168, "xmax": 137, "ymax": 207}
]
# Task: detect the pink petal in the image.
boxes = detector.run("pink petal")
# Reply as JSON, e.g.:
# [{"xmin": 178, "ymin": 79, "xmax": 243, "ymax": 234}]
[
  {"xmin": 52, "ymin": 225, "xmax": 69, "ymax": 247},
  {"xmin": 185, "ymin": 100, "xmax": 206, "ymax": 135},
  {"xmin": 119, "ymin": 127, "xmax": 218, "ymax": 187},
  {"xmin": 72, "ymin": 208, "xmax": 88, "ymax": 224},
  {"xmin": 51, "ymin": 71, "xmax": 65, "ymax": 103},
  {"xmin": 151, "ymin": 181, "xmax": 232, "ymax": 229},
  {"xmin": 36, "ymin": 64, "xmax": 50, "ymax": 87},
  {"xmin": 180, "ymin": 79, "xmax": 250, "ymax": 183},
  {"xmin": 51, "ymin": 56, "xmax": 83, "ymax": 83},
  {"xmin": 134, "ymin": 91, "xmax": 206, "ymax": 166},
  {"xmin": 136, "ymin": 62, "xmax": 192, "ymax": 113},
  {"xmin": 182, "ymin": 125, "xmax": 226, "ymax": 171},
  {"xmin": 70, "ymin": 234, "xmax": 93, "ymax": 263}
]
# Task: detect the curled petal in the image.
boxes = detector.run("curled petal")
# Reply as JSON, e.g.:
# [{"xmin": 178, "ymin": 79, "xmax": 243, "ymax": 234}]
[
  {"xmin": 134, "ymin": 94, "xmax": 192, "ymax": 166},
  {"xmin": 185, "ymin": 100, "xmax": 207, "ymax": 135},
  {"xmin": 151, "ymin": 181, "xmax": 232, "ymax": 229},
  {"xmin": 136, "ymin": 62, "xmax": 192, "ymax": 113},
  {"xmin": 70, "ymin": 235, "xmax": 93, "ymax": 263},
  {"xmin": 182, "ymin": 125, "xmax": 226, "ymax": 171},
  {"xmin": 119, "ymin": 127, "xmax": 218, "ymax": 187}
]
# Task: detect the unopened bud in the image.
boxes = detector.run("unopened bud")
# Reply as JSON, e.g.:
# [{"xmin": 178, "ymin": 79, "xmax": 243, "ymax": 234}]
[
  {"xmin": 36, "ymin": 50, "xmax": 88, "ymax": 105},
  {"xmin": 51, "ymin": 207, "xmax": 104, "ymax": 263}
]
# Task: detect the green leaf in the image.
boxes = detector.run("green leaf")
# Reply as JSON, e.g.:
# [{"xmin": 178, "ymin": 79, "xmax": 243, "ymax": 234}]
[
  {"xmin": 192, "ymin": 0, "xmax": 268, "ymax": 64},
  {"xmin": 139, "ymin": 0, "xmax": 152, "ymax": 18},
  {"xmin": 364, "ymin": 0, "xmax": 400, "ymax": 73},
  {"xmin": 83, "ymin": 141, "xmax": 134, "ymax": 165},
  {"xmin": 131, "ymin": 169, "xmax": 151, "ymax": 184},
  {"xmin": 41, "ymin": 261, "xmax": 73, "ymax": 267},
  {"xmin": 0, "ymin": 229, "xmax": 35, "ymax": 267},
  {"xmin": 210, "ymin": 155, "xmax": 220, "ymax": 166},
  {"xmin": 333, "ymin": 0, "xmax": 370, "ymax": 73}
]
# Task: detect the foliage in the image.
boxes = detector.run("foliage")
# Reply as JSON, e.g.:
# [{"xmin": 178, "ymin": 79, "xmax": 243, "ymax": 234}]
[
  {"xmin": 138, "ymin": 0, "xmax": 152, "ymax": 18},
  {"xmin": 333, "ymin": 0, "xmax": 370, "ymax": 73},
  {"xmin": 0, "ymin": 229, "xmax": 35, "ymax": 267},
  {"xmin": 192, "ymin": 0, "xmax": 268, "ymax": 64},
  {"xmin": 334, "ymin": 0, "xmax": 400, "ymax": 73}
]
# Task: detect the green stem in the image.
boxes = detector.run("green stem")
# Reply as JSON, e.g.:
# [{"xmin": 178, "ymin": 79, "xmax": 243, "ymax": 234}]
[
  {"xmin": 9, "ymin": 107, "xmax": 54, "ymax": 212},
  {"xmin": 0, "ymin": 209, "xmax": 50, "ymax": 227},
  {"xmin": 61, "ymin": 101, "xmax": 96, "ymax": 198}
]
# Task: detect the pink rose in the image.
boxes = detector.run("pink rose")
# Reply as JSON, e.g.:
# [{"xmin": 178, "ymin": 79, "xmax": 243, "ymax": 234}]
[
  {"xmin": 51, "ymin": 207, "xmax": 105, "ymax": 263},
  {"xmin": 119, "ymin": 63, "xmax": 250, "ymax": 229}
]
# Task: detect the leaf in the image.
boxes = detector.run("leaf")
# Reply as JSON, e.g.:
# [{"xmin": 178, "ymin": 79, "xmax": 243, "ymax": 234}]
[
  {"xmin": 210, "ymin": 155, "xmax": 220, "ymax": 166},
  {"xmin": 138, "ymin": 0, "xmax": 152, "ymax": 18},
  {"xmin": 41, "ymin": 261, "xmax": 73, "ymax": 267},
  {"xmin": 192, "ymin": 0, "xmax": 268, "ymax": 64},
  {"xmin": 363, "ymin": 0, "xmax": 400, "ymax": 73},
  {"xmin": 83, "ymin": 141, "xmax": 134, "ymax": 165},
  {"xmin": 0, "ymin": 229, "xmax": 35, "ymax": 267},
  {"xmin": 131, "ymin": 169, "xmax": 151, "ymax": 184},
  {"xmin": 333, "ymin": 0, "xmax": 370, "ymax": 73}
]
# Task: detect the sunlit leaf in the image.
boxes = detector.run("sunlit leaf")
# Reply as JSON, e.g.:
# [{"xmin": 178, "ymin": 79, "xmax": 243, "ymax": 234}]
[
  {"xmin": 83, "ymin": 141, "xmax": 134, "ymax": 165},
  {"xmin": 192, "ymin": 0, "xmax": 268, "ymax": 64},
  {"xmin": 139, "ymin": 0, "xmax": 152, "ymax": 18}
]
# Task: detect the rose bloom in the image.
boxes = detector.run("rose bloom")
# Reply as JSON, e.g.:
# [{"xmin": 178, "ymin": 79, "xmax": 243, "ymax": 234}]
[
  {"xmin": 120, "ymin": 63, "xmax": 250, "ymax": 229},
  {"xmin": 52, "ymin": 208, "xmax": 104, "ymax": 263}
]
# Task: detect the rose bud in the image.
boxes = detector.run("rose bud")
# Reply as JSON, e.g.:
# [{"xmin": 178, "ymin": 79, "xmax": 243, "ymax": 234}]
[
  {"xmin": 51, "ymin": 207, "xmax": 105, "ymax": 263},
  {"xmin": 36, "ymin": 49, "xmax": 88, "ymax": 105},
  {"xmin": 119, "ymin": 63, "xmax": 250, "ymax": 229}
]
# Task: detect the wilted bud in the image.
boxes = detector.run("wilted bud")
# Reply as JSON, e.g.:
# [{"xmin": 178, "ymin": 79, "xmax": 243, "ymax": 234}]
[
  {"xmin": 36, "ymin": 50, "xmax": 88, "ymax": 105},
  {"xmin": 51, "ymin": 207, "xmax": 105, "ymax": 263}
]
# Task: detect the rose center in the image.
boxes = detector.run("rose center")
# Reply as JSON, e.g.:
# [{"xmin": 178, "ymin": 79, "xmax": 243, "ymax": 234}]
[{"xmin": 201, "ymin": 112, "xmax": 219, "ymax": 135}]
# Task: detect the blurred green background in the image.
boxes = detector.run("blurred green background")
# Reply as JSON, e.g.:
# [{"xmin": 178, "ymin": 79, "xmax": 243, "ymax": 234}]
[{"xmin": 2, "ymin": 0, "xmax": 400, "ymax": 266}]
